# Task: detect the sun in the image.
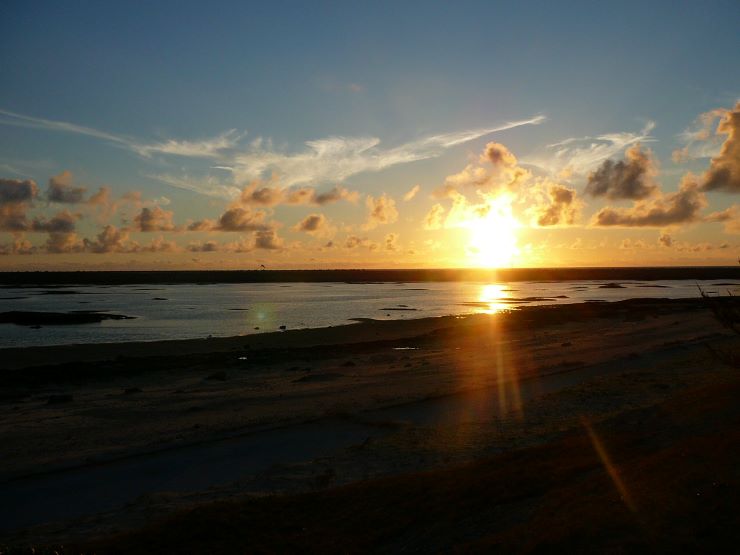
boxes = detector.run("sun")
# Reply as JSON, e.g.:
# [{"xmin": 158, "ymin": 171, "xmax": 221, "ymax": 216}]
[{"xmin": 466, "ymin": 195, "xmax": 520, "ymax": 268}]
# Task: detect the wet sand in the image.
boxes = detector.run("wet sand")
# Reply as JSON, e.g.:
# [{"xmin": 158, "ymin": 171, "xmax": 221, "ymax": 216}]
[{"xmin": 1, "ymin": 298, "xmax": 740, "ymax": 550}]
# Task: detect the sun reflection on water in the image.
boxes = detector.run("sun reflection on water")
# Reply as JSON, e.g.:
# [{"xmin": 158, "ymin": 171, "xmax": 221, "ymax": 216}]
[{"xmin": 477, "ymin": 284, "xmax": 511, "ymax": 314}]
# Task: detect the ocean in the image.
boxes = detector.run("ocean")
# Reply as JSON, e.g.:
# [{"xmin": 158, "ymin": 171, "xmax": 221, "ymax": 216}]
[{"xmin": 1, "ymin": 278, "xmax": 739, "ymax": 348}]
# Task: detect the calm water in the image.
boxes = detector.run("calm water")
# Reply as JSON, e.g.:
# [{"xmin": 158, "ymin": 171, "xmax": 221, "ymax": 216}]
[{"xmin": 1, "ymin": 279, "xmax": 738, "ymax": 348}]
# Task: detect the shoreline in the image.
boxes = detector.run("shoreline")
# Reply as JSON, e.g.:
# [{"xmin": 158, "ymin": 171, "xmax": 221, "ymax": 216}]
[
  {"xmin": 2, "ymin": 266, "xmax": 740, "ymax": 286},
  {"xmin": 0, "ymin": 297, "xmax": 712, "ymax": 372}
]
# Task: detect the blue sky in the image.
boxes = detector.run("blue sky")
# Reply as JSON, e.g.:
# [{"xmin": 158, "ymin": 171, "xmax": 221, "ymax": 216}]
[{"xmin": 0, "ymin": 1, "xmax": 739, "ymax": 268}]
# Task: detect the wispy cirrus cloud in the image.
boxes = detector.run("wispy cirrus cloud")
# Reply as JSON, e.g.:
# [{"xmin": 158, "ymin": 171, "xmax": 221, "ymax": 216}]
[
  {"xmin": 0, "ymin": 108, "xmax": 545, "ymax": 198},
  {"xmin": 526, "ymin": 121, "xmax": 656, "ymax": 178},
  {"xmin": 0, "ymin": 109, "xmax": 241, "ymax": 160}
]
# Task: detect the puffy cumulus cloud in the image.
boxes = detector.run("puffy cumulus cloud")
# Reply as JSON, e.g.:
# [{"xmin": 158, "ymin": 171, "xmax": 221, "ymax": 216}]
[
  {"xmin": 705, "ymin": 205, "xmax": 740, "ymax": 234},
  {"xmin": 424, "ymin": 203, "xmax": 446, "ymax": 230},
  {"xmin": 344, "ymin": 235, "xmax": 378, "ymax": 250},
  {"xmin": 0, "ymin": 178, "xmax": 38, "ymax": 232},
  {"xmin": 619, "ymin": 238, "xmax": 648, "ymax": 250},
  {"xmin": 363, "ymin": 194, "xmax": 398, "ymax": 230},
  {"xmin": 218, "ymin": 207, "xmax": 269, "ymax": 232},
  {"xmin": 403, "ymin": 184, "xmax": 420, "ymax": 202},
  {"xmin": 83, "ymin": 225, "xmax": 131, "ymax": 253},
  {"xmin": 529, "ymin": 183, "xmax": 583, "ymax": 227},
  {"xmin": 480, "ymin": 142, "xmax": 518, "ymax": 167},
  {"xmin": 439, "ymin": 142, "xmax": 531, "ymax": 197},
  {"xmin": 293, "ymin": 213, "xmax": 335, "ymax": 237},
  {"xmin": 0, "ymin": 178, "xmax": 38, "ymax": 204},
  {"xmin": 132, "ymin": 206, "xmax": 177, "ymax": 232},
  {"xmin": 31, "ymin": 210, "xmax": 80, "ymax": 233},
  {"xmin": 47, "ymin": 171, "xmax": 87, "ymax": 204},
  {"xmin": 592, "ymin": 175, "xmax": 706, "ymax": 228},
  {"xmin": 659, "ymin": 233, "xmax": 673, "ymax": 247},
  {"xmin": 45, "ymin": 232, "xmax": 83, "ymax": 254},
  {"xmin": 238, "ymin": 181, "xmax": 359, "ymax": 207},
  {"xmin": 0, "ymin": 234, "xmax": 36, "ymax": 255},
  {"xmin": 187, "ymin": 240, "xmax": 220, "ymax": 253},
  {"xmin": 384, "ymin": 233, "xmax": 399, "ymax": 251},
  {"xmin": 81, "ymin": 225, "xmax": 180, "ymax": 254},
  {"xmin": 254, "ymin": 229, "xmax": 284, "ymax": 250},
  {"xmin": 189, "ymin": 207, "xmax": 270, "ymax": 232},
  {"xmin": 585, "ymin": 144, "xmax": 659, "ymax": 200},
  {"xmin": 700, "ymin": 102, "xmax": 740, "ymax": 193}
]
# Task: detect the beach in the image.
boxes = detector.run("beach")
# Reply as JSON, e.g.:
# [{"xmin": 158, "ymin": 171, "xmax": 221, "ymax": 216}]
[{"xmin": 2, "ymin": 296, "xmax": 740, "ymax": 551}]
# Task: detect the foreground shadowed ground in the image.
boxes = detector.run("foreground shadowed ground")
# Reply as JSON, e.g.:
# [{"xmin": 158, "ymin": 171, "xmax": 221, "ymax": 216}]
[
  {"xmin": 2, "ymin": 298, "xmax": 740, "ymax": 552},
  {"xmin": 21, "ymin": 373, "xmax": 740, "ymax": 554}
]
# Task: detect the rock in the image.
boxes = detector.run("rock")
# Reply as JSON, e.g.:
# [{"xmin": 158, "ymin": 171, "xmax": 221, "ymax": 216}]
[
  {"xmin": 205, "ymin": 370, "xmax": 228, "ymax": 381},
  {"xmin": 47, "ymin": 394, "xmax": 73, "ymax": 405},
  {"xmin": 279, "ymin": 325, "xmax": 287, "ymax": 330},
  {"xmin": 341, "ymin": 360, "xmax": 356, "ymax": 367},
  {"xmin": 124, "ymin": 387, "xmax": 143, "ymax": 394}
]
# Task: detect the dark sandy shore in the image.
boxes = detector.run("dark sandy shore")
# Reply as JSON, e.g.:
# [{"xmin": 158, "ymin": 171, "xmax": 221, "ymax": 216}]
[{"xmin": 2, "ymin": 297, "xmax": 740, "ymax": 552}]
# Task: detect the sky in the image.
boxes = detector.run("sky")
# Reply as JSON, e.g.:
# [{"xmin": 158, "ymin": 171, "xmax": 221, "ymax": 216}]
[{"xmin": 1, "ymin": 0, "xmax": 739, "ymax": 270}]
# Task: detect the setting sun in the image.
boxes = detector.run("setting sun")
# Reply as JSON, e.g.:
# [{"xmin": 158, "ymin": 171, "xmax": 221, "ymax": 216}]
[{"xmin": 466, "ymin": 195, "xmax": 520, "ymax": 268}]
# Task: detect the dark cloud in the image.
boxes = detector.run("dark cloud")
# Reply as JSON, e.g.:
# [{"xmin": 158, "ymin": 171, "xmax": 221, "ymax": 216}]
[
  {"xmin": 218, "ymin": 207, "xmax": 269, "ymax": 231},
  {"xmin": 593, "ymin": 176, "xmax": 706, "ymax": 227},
  {"xmin": 0, "ymin": 234, "xmax": 36, "ymax": 255},
  {"xmin": 239, "ymin": 182, "xmax": 359, "ymax": 207},
  {"xmin": 133, "ymin": 206, "xmax": 177, "ymax": 232},
  {"xmin": 701, "ymin": 102, "xmax": 740, "ymax": 193},
  {"xmin": 31, "ymin": 210, "xmax": 79, "ymax": 233},
  {"xmin": 47, "ymin": 171, "xmax": 87, "ymax": 204},
  {"xmin": 187, "ymin": 240, "xmax": 220, "ymax": 252},
  {"xmin": 254, "ymin": 229, "xmax": 283, "ymax": 250},
  {"xmin": 45, "ymin": 232, "xmax": 83, "ymax": 253},
  {"xmin": 480, "ymin": 142, "xmax": 517, "ymax": 167},
  {"xmin": 293, "ymin": 213, "xmax": 333, "ymax": 236},
  {"xmin": 0, "ymin": 178, "xmax": 38, "ymax": 204},
  {"xmin": 83, "ymin": 225, "xmax": 130, "ymax": 253},
  {"xmin": 533, "ymin": 184, "xmax": 581, "ymax": 226},
  {"xmin": 659, "ymin": 233, "xmax": 673, "ymax": 247},
  {"xmin": 585, "ymin": 144, "xmax": 658, "ymax": 200}
]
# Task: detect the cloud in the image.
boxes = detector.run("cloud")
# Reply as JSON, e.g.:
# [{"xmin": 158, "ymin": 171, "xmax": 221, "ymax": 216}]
[
  {"xmin": 238, "ymin": 181, "xmax": 359, "ymax": 207},
  {"xmin": 363, "ymin": 193, "xmax": 398, "ymax": 230},
  {"xmin": 673, "ymin": 106, "xmax": 729, "ymax": 162},
  {"xmin": 530, "ymin": 183, "xmax": 582, "ymax": 226},
  {"xmin": 216, "ymin": 207, "xmax": 270, "ymax": 232},
  {"xmin": 529, "ymin": 121, "xmax": 655, "ymax": 177},
  {"xmin": 293, "ymin": 213, "xmax": 335, "ymax": 237},
  {"xmin": 437, "ymin": 141, "xmax": 531, "ymax": 199},
  {"xmin": 254, "ymin": 229, "xmax": 283, "ymax": 250},
  {"xmin": 584, "ymin": 144, "xmax": 658, "ymax": 200},
  {"xmin": 424, "ymin": 203, "xmax": 446, "ymax": 230},
  {"xmin": 344, "ymin": 235, "xmax": 378, "ymax": 250},
  {"xmin": 0, "ymin": 178, "xmax": 38, "ymax": 232},
  {"xmin": 45, "ymin": 232, "xmax": 83, "ymax": 253},
  {"xmin": 83, "ymin": 225, "xmax": 130, "ymax": 253},
  {"xmin": 700, "ymin": 101, "xmax": 740, "ymax": 193},
  {"xmin": 132, "ymin": 206, "xmax": 177, "ymax": 232},
  {"xmin": 1, "ymin": 108, "xmax": 545, "ymax": 199},
  {"xmin": 187, "ymin": 240, "xmax": 220, "ymax": 252},
  {"xmin": 403, "ymin": 184, "xmax": 420, "ymax": 202},
  {"xmin": 0, "ymin": 178, "xmax": 38, "ymax": 204},
  {"xmin": 0, "ymin": 234, "xmax": 36, "ymax": 255},
  {"xmin": 659, "ymin": 233, "xmax": 673, "ymax": 247},
  {"xmin": 0, "ymin": 109, "xmax": 241, "ymax": 160},
  {"xmin": 705, "ymin": 204, "xmax": 740, "ymax": 234},
  {"xmin": 47, "ymin": 171, "xmax": 87, "ymax": 204},
  {"xmin": 31, "ymin": 210, "xmax": 80, "ymax": 233},
  {"xmin": 592, "ymin": 175, "xmax": 706, "ymax": 227},
  {"xmin": 384, "ymin": 233, "xmax": 399, "ymax": 251}
]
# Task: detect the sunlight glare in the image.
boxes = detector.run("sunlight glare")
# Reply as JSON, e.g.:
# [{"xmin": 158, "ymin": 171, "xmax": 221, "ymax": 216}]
[{"xmin": 465, "ymin": 195, "xmax": 520, "ymax": 268}]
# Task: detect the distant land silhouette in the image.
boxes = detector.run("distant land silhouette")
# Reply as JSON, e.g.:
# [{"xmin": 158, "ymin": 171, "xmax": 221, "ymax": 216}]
[{"xmin": 2, "ymin": 267, "xmax": 740, "ymax": 285}]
